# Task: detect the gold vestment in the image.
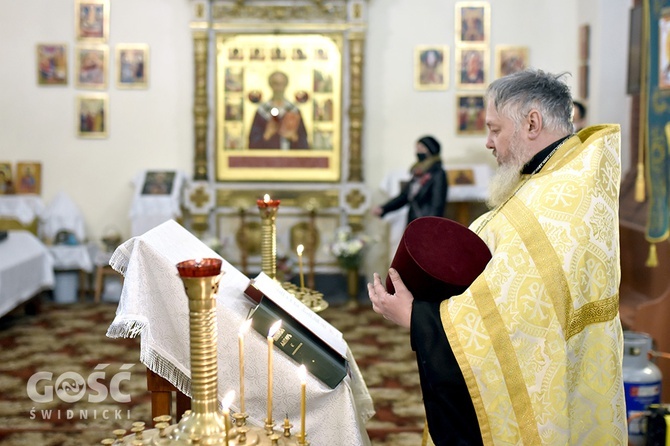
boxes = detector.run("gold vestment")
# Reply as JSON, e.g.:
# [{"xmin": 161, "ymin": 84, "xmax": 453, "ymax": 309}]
[{"xmin": 441, "ymin": 124, "xmax": 626, "ymax": 445}]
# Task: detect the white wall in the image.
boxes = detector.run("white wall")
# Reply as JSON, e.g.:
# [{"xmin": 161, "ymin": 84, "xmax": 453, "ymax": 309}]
[
  {"xmin": 576, "ymin": 0, "xmax": 633, "ymax": 170},
  {"xmin": 0, "ymin": 0, "xmax": 193, "ymax": 242},
  {"xmin": 364, "ymin": 0, "xmax": 577, "ymax": 198},
  {"xmin": 0, "ymin": 0, "xmax": 632, "ymax": 242}
]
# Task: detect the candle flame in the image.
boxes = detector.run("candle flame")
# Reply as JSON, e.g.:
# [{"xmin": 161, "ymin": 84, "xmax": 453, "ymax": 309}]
[
  {"xmin": 263, "ymin": 194, "xmax": 270, "ymax": 203},
  {"xmin": 268, "ymin": 320, "xmax": 282, "ymax": 338},
  {"xmin": 239, "ymin": 319, "xmax": 252, "ymax": 336},
  {"xmin": 299, "ymin": 364, "xmax": 307, "ymax": 384},
  {"xmin": 194, "ymin": 258, "xmax": 202, "ymax": 265},
  {"xmin": 222, "ymin": 390, "xmax": 235, "ymax": 410},
  {"xmin": 297, "ymin": 244, "xmax": 304, "ymax": 256}
]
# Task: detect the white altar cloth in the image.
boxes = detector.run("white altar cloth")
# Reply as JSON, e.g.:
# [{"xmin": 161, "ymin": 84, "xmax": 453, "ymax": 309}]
[
  {"xmin": 0, "ymin": 195, "xmax": 45, "ymax": 225},
  {"xmin": 106, "ymin": 220, "xmax": 374, "ymax": 445},
  {"xmin": 0, "ymin": 230, "xmax": 54, "ymax": 317}
]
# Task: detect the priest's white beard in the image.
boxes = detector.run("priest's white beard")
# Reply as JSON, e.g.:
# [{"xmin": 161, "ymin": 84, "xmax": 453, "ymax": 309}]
[{"xmin": 486, "ymin": 131, "xmax": 531, "ymax": 208}]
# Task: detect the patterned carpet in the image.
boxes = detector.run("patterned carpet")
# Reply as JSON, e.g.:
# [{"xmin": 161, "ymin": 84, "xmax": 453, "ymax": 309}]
[{"xmin": 0, "ymin": 297, "xmax": 425, "ymax": 445}]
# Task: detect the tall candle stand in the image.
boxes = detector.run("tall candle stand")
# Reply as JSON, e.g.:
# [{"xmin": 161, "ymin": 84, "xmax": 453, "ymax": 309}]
[
  {"xmin": 257, "ymin": 194, "xmax": 280, "ymax": 280},
  {"xmin": 169, "ymin": 258, "xmax": 229, "ymax": 444},
  {"xmin": 256, "ymin": 194, "xmax": 328, "ymax": 313}
]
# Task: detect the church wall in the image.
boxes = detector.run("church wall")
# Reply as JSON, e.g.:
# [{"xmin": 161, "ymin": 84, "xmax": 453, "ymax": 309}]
[
  {"xmin": 0, "ymin": 0, "xmax": 631, "ymax": 243},
  {"xmin": 0, "ymin": 0, "xmax": 193, "ymax": 243},
  {"xmin": 576, "ymin": 0, "xmax": 633, "ymax": 171}
]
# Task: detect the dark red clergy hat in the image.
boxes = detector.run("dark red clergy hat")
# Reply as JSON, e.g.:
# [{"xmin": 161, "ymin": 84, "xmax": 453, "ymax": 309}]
[{"xmin": 386, "ymin": 216, "xmax": 492, "ymax": 302}]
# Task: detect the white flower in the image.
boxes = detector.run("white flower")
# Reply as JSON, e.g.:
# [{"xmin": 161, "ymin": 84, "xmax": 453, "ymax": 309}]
[{"xmin": 330, "ymin": 226, "xmax": 370, "ymax": 259}]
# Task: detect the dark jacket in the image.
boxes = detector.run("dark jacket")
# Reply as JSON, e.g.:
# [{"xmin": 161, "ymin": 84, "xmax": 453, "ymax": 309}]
[{"xmin": 380, "ymin": 158, "xmax": 448, "ymax": 225}]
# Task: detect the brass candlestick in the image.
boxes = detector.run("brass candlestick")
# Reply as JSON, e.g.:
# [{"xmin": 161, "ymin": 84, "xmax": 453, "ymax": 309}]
[
  {"xmin": 169, "ymin": 258, "xmax": 228, "ymax": 444},
  {"xmin": 257, "ymin": 194, "xmax": 280, "ymax": 280},
  {"xmin": 103, "ymin": 257, "xmax": 310, "ymax": 444}
]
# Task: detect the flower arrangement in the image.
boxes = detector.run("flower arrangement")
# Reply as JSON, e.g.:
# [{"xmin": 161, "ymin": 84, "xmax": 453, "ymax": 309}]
[{"xmin": 330, "ymin": 226, "xmax": 371, "ymax": 270}]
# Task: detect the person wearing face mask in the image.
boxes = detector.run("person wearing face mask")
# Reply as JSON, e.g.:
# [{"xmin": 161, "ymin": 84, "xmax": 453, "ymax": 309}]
[{"xmin": 372, "ymin": 135, "xmax": 448, "ymax": 226}]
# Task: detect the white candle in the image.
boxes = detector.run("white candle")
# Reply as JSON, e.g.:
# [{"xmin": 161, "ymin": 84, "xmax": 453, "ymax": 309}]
[
  {"xmin": 297, "ymin": 244, "xmax": 305, "ymax": 290},
  {"xmin": 267, "ymin": 320, "xmax": 282, "ymax": 424},
  {"xmin": 299, "ymin": 364, "xmax": 307, "ymax": 442},
  {"xmin": 238, "ymin": 319, "xmax": 252, "ymax": 414}
]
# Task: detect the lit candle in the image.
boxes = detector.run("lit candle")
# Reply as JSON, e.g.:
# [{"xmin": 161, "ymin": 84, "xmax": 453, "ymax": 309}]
[
  {"xmin": 238, "ymin": 319, "xmax": 252, "ymax": 414},
  {"xmin": 222, "ymin": 390, "xmax": 235, "ymax": 441},
  {"xmin": 299, "ymin": 364, "xmax": 307, "ymax": 443},
  {"xmin": 256, "ymin": 194, "xmax": 281, "ymax": 209},
  {"xmin": 297, "ymin": 244, "xmax": 305, "ymax": 290},
  {"xmin": 267, "ymin": 320, "xmax": 283, "ymax": 425}
]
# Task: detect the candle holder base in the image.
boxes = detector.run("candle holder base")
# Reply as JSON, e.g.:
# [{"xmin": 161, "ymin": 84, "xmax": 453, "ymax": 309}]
[
  {"xmin": 281, "ymin": 282, "xmax": 329, "ymax": 312},
  {"xmin": 264, "ymin": 419, "xmax": 275, "ymax": 436}
]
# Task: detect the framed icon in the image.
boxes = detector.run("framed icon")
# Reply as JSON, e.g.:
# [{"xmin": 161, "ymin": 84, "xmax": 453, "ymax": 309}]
[
  {"xmin": 455, "ymin": 2, "xmax": 490, "ymax": 44},
  {"xmin": 456, "ymin": 94, "xmax": 486, "ymax": 135},
  {"xmin": 15, "ymin": 162, "xmax": 42, "ymax": 195},
  {"xmin": 414, "ymin": 45, "xmax": 449, "ymax": 91},
  {"xmin": 75, "ymin": 0, "xmax": 109, "ymax": 43},
  {"xmin": 141, "ymin": 171, "xmax": 177, "ymax": 195},
  {"xmin": 0, "ymin": 163, "xmax": 12, "ymax": 195},
  {"xmin": 75, "ymin": 44, "xmax": 108, "ymax": 89},
  {"xmin": 495, "ymin": 46, "xmax": 529, "ymax": 79},
  {"xmin": 116, "ymin": 44, "xmax": 149, "ymax": 89},
  {"xmin": 77, "ymin": 93, "xmax": 108, "ymax": 138},
  {"xmin": 456, "ymin": 47, "xmax": 488, "ymax": 89},
  {"xmin": 36, "ymin": 43, "xmax": 68, "ymax": 86},
  {"xmin": 215, "ymin": 33, "xmax": 343, "ymax": 182}
]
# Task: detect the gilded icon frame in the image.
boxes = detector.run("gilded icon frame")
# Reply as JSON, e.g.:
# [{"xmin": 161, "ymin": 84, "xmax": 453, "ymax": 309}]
[
  {"xmin": 456, "ymin": 94, "xmax": 486, "ymax": 135},
  {"xmin": 75, "ymin": 44, "xmax": 108, "ymax": 89},
  {"xmin": 494, "ymin": 45, "xmax": 529, "ymax": 79},
  {"xmin": 414, "ymin": 45, "xmax": 449, "ymax": 91},
  {"xmin": 0, "ymin": 162, "xmax": 12, "ymax": 195},
  {"xmin": 455, "ymin": 1, "xmax": 490, "ymax": 45},
  {"xmin": 36, "ymin": 43, "xmax": 68, "ymax": 86},
  {"xmin": 215, "ymin": 33, "xmax": 343, "ymax": 182},
  {"xmin": 75, "ymin": 0, "xmax": 109, "ymax": 43},
  {"xmin": 15, "ymin": 162, "xmax": 42, "ymax": 195},
  {"xmin": 116, "ymin": 44, "xmax": 149, "ymax": 89},
  {"xmin": 76, "ymin": 93, "xmax": 108, "ymax": 139},
  {"xmin": 455, "ymin": 46, "xmax": 488, "ymax": 89},
  {"xmin": 141, "ymin": 171, "xmax": 177, "ymax": 195}
]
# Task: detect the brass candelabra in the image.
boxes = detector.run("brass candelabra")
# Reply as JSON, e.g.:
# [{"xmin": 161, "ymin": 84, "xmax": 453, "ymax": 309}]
[
  {"xmin": 256, "ymin": 195, "xmax": 327, "ymax": 313},
  {"xmin": 102, "ymin": 257, "xmax": 309, "ymax": 445}
]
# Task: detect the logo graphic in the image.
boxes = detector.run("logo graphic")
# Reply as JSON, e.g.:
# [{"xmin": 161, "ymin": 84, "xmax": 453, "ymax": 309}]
[{"xmin": 27, "ymin": 363, "xmax": 134, "ymax": 404}]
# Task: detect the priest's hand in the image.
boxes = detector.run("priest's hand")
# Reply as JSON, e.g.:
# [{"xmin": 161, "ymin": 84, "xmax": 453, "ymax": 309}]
[{"xmin": 367, "ymin": 269, "xmax": 413, "ymax": 328}]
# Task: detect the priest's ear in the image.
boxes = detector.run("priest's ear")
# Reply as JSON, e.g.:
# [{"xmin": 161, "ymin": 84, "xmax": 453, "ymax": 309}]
[{"xmin": 526, "ymin": 109, "xmax": 542, "ymax": 140}]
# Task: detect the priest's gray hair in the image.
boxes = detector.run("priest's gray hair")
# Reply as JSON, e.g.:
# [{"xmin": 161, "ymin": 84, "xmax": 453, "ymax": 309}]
[{"xmin": 486, "ymin": 69, "xmax": 574, "ymax": 135}]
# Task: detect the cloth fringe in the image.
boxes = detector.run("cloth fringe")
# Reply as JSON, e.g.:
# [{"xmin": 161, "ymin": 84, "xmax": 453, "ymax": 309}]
[
  {"xmin": 141, "ymin": 346, "xmax": 192, "ymax": 398},
  {"xmin": 106, "ymin": 319, "xmax": 147, "ymax": 339},
  {"xmin": 109, "ymin": 243, "xmax": 132, "ymax": 275},
  {"xmin": 646, "ymin": 243, "xmax": 658, "ymax": 267}
]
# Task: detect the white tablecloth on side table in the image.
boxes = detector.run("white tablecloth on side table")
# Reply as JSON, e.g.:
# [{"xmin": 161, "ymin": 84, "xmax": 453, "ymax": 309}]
[
  {"xmin": 0, "ymin": 230, "xmax": 54, "ymax": 317},
  {"xmin": 106, "ymin": 220, "xmax": 374, "ymax": 445},
  {"xmin": 48, "ymin": 245, "xmax": 94, "ymax": 272}
]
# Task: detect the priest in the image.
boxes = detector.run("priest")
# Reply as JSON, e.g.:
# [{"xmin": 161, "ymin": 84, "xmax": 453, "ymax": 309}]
[{"xmin": 368, "ymin": 69, "xmax": 626, "ymax": 445}]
